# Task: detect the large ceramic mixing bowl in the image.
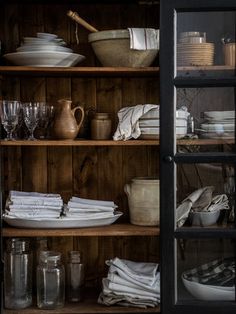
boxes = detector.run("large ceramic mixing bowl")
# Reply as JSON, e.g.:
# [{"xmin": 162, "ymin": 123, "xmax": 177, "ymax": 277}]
[{"xmin": 88, "ymin": 29, "xmax": 159, "ymax": 67}]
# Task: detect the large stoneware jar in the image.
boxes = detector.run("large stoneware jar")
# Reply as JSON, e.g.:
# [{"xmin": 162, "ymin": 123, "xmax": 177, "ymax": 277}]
[{"xmin": 124, "ymin": 177, "xmax": 160, "ymax": 226}]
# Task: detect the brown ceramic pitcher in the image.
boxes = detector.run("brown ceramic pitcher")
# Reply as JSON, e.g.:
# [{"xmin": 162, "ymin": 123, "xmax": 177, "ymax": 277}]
[{"xmin": 52, "ymin": 99, "xmax": 85, "ymax": 140}]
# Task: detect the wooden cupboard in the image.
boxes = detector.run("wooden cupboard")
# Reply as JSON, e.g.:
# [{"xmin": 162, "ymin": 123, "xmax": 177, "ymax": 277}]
[{"xmin": 0, "ymin": 0, "xmax": 160, "ymax": 313}]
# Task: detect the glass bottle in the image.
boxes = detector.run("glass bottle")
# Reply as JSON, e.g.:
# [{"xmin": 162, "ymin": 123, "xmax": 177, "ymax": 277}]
[
  {"xmin": 4, "ymin": 238, "xmax": 32, "ymax": 309},
  {"xmin": 91, "ymin": 113, "xmax": 112, "ymax": 140},
  {"xmin": 67, "ymin": 251, "xmax": 85, "ymax": 302},
  {"xmin": 37, "ymin": 251, "xmax": 65, "ymax": 309}
]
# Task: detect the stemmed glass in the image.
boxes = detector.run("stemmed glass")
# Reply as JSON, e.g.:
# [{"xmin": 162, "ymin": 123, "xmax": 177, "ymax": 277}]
[
  {"xmin": 22, "ymin": 102, "xmax": 40, "ymax": 140},
  {"xmin": 0, "ymin": 100, "xmax": 21, "ymax": 141},
  {"xmin": 36, "ymin": 103, "xmax": 55, "ymax": 139}
]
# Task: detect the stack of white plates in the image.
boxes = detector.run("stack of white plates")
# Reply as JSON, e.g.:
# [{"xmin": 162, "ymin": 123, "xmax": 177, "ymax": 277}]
[
  {"xmin": 198, "ymin": 111, "xmax": 235, "ymax": 139},
  {"xmin": 139, "ymin": 108, "xmax": 189, "ymax": 139},
  {"xmin": 177, "ymin": 43, "xmax": 214, "ymax": 66},
  {"xmin": 3, "ymin": 32, "xmax": 85, "ymax": 67}
]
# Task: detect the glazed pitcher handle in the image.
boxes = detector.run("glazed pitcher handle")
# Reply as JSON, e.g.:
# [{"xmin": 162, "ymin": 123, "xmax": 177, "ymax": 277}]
[
  {"xmin": 72, "ymin": 106, "xmax": 85, "ymax": 131},
  {"xmin": 124, "ymin": 183, "xmax": 131, "ymax": 196}
]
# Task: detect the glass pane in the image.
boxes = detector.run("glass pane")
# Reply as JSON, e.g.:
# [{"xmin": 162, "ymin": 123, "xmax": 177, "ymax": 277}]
[
  {"xmin": 176, "ymin": 163, "xmax": 235, "ymax": 229},
  {"xmin": 176, "ymin": 11, "xmax": 236, "ymax": 77},
  {"xmin": 177, "ymin": 238, "xmax": 235, "ymax": 302},
  {"xmin": 176, "ymin": 87, "xmax": 235, "ymax": 151}
]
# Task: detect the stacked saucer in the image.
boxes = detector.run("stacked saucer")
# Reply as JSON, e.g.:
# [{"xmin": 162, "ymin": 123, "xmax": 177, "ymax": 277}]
[
  {"xmin": 4, "ymin": 32, "xmax": 85, "ymax": 67},
  {"xmin": 139, "ymin": 108, "xmax": 189, "ymax": 139},
  {"xmin": 177, "ymin": 31, "xmax": 214, "ymax": 66},
  {"xmin": 198, "ymin": 110, "xmax": 235, "ymax": 139}
]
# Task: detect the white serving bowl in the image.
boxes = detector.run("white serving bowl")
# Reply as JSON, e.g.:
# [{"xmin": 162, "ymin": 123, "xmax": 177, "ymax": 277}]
[
  {"xmin": 37, "ymin": 32, "xmax": 58, "ymax": 40},
  {"xmin": 189, "ymin": 209, "xmax": 220, "ymax": 227},
  {"xmin": 182, "ymin": 276, "xmax": 235, "ymax": 301},
  {"xmin": 4, "ymin": 51, "xmax": 85, "ymax": 67},
  {"xmin": 16, "ymin": 45, "xmax": 72, "ymax": 53},
  {"xmin": 140, "ymin": 108, "xmax": 189, "ymax": 120},
  {"xmin": 88, "ymin": 29, "xmax": 159, "ymax": 67}
]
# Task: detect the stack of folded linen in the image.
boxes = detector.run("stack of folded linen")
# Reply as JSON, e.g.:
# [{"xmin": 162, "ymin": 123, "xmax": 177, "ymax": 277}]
[
  {"xmin": 5, "ymin": 190, "xmax": 63, "ymax": 219},
  {"xmin": 98, "ymin": 257, "xmax": 160, "ymax": 308},
  {"xmin": 66, "ymin": 196, "xmax": 118, "ymax": 219}
]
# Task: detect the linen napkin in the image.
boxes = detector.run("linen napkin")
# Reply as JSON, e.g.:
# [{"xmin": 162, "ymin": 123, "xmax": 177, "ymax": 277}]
[{"xmin": 113, "ymin": 104, "xmax": 159, "ymax": 141}]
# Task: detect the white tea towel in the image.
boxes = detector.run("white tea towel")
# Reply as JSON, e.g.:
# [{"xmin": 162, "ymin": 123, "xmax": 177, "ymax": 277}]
[
  {"xmin": 9, "ymin": 205, "xmax": 62, "ymax": 211},
  {"xmin": 65, "ymin": 212, "xmax": 115, "ymax": 219},
  {"xmin": 67, "ymin": 207, "xmax": 114, "ymax": 213},
  {"xmin": 102, "ymin": 278, "xmax": 159, "ymax": 302},
  {"xmin": 67, "ymin": 202, "xmax": 116, "ymax": 211},
  {"xmin": 107, "ymin": 279, "xmax": 159, "ymax": 299},
  {"xmin": 113, "ymin": 104, "xmax": 159, "ymax": 141},
  {"xmin": 206, "ymin": 194, "xmax": 229, "ymax": 212},
  {"xmin": 106, "ymin": 257, "xmax": 159, "ymax": 286},
  {"xmin": 70, "ymin": 196, "xmax": 117, "ymax": 208},
  {"xmin": 128, "ymin": 28, "xmax": 159, "ymax": 50},
  {"xmin": 10, "ymin": 190, "xmax": 62, "ymax": 199},
  {"xmin": 107, "ymin": 272, "xmax": 160, "ymax": 293},
  {"xmin": 5, "ymin": 210, "xmax": 61, "ymax": 218}
]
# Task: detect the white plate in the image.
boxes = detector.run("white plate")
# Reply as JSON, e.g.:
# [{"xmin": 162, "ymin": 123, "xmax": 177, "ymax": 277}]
[
  {"xmin": 3, "ymin": 211, "xmax": 123, "ymax": 228},
  {"xmin": 37, "ymin": 32, "xmax": 58, "ymax": 40},
  {"xmin": 203, "ymin": 111, "xmax": 235, "ymax": 120},
  {"xmin": 200, "ymin": 123, "xmax": 235, "ymax": 132},
  {"xmin": 4, "ymin": 51, "xmax": 85, "ymax": 67},
  {"xmin": 16, "ymin": 45, "xmax": 72, "ymax": 53}
]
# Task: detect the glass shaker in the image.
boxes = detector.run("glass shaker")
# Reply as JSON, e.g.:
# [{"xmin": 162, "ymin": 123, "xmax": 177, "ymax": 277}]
[
  {"xmin": 4, "ymin": 238, "xmax": 32, "ymax": 309},
  {"xmin": 67, "ymin": 251, "xmax": 85, "ymax": 302},
  {"xmin": 37, "ymin": 251, "xmax": 65, "ymax": 309}
]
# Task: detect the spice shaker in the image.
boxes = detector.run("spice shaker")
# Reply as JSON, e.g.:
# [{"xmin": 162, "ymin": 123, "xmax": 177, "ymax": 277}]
[
  {"xmin": 4, "ymin": 238, "xmax": 33, "ymax": 309},
  {"xmin": 67, "ymin": 251, "xmax": 85, "ymax": 302},
  {"xmin": 37, "ymin": 251, "xmax": 65, "ymax": 309},
  {"xmin": 91, "ymin": 112, "xmax": 112, "ymax": 140}
]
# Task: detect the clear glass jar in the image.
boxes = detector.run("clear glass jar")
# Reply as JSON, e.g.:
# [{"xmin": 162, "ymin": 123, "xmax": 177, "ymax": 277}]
[
  {"xmin": 4, "ymin": 238, "xmax": 32, "ymax": 309},
  {"xmin": 91, "ymin": 113, "xmax": 112, "ymax": 140},
  {"xmin": 66, "ymin": 251, "xmax": 85, "ymax": 302},
  {"xmin": 37, "ymin": 251, "xmax": 65, "ymax": 309}
]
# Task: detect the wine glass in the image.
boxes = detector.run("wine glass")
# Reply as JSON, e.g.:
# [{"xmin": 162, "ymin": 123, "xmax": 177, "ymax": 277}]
[
  {"xmin": 0, "ymin": 100, "xmax": 21, "ymax": 141},
  {"xmin": 22, "ymin": 102, "xmax": 40, "ymax": 140}
]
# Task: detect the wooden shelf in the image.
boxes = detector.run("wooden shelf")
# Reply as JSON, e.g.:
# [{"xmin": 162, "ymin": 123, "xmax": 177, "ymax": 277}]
[
  {"xmin": 0, "ymin": 139, "xmax": 159, "ymax": 146},
  {"xmin": 0, "ymin": 66, "xmax": 159, "ymax": 77},
  {"xmin": 2, "ymin": 223, "xmax": 160, "ymax": 237},
  {"xmin": 0, "ymin": 138, "xmax": 234, "ymax": 146},
  {"xmin": 3, "ymin": 301, "xmax": 160, "ymax": 314}
]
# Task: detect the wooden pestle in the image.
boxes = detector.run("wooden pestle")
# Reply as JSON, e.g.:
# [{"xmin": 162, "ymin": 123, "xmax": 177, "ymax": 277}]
[{"xmin": 67, "ymin": 10, "xmax": 98, "ymax": 33}]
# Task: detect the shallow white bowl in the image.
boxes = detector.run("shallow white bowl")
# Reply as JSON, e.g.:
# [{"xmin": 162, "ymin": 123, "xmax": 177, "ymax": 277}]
[
  {"xmin": 4, "ymin": 51, "xmax": 85, "ymax": 67},
  {"xmin": 182, "ymin": 276, "xmax": 234, "ymax": 301},
  {"xmin": 37, "ymin": 32, "xmax": 58, "ymax": 40},
  {"xmin": 189, "ymin": 209, "xmax": 220, "ymax": 226}
]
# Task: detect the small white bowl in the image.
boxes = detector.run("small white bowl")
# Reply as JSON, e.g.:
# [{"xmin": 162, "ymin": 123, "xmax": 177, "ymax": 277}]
[{"xmin": 189, "ymin": 210, "xmax": 220, "ymax": 227}]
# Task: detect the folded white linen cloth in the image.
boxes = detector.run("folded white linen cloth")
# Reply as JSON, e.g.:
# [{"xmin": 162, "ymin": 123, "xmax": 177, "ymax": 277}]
[
  {"xmin": 176, "ymin": 186, "xmax": 229, "ymax": 227},
  {"xmin": 70, "ymin": 196, "xmax": 117, "ymax": 207},
  {"xmin": 9, "ymin": 205, "xmax": 62, "ymax": 211},
  {"xmin": 102, "ymin": 278, "xmax": 159, "ymax": 302},
  {"xmin": 98, "ymin": 290, "xmax": 158, "ymax": 308},
  {"xmin": 113, "ymin": 104, "xmax": 159, "ymax": 141},
  {"xmin": 128, "ymin": 28, "xmax": 159, "ymax": 50},
  {"xmin": 106, "ymin": 257, "xmax": 159, "ymax": 286},
  {"xmin": 67, "ymin": 202, "xmax": 116, "ymax": 211},
  {"xmin": 9, "ymin": 199, "xmax": 63, "ymax": 206},
  {"xmin": 67, "ymin": 207, "xmax": 114, "ymax": 213},
  {"xmin": 65, "ymin": 212, "xmax": 115, "ymax": 219},
  {"xmin": 10, "ymin": 190, "xmax": 62, "ymax": 199},
  {"xmin": 107, "ymin": 272, "xmax": 160, "ymax": 294},
  {"xmin": 107, "ymin": 279, "xmax": 159, "ymax": 299},
  {"xmin": 5, "ymin": 210, "xmax": 61, "ymax": 218}
]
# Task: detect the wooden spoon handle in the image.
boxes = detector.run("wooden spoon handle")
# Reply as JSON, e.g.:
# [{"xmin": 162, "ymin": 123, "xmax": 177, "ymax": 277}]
[{"xmin": 67, "ymin": 10, "xmax": 98, "ymax": 33}]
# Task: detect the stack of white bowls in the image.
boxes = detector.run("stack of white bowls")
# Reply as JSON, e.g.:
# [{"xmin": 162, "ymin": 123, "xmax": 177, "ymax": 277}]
[
  {"xmin": 198, "ymin": 110, "xmax": 235, "ymax": 139},
  {"xmin": 139, "ymin": 108, "xmax": 189, "ymax": 139},
  {"xmin": 177, "ymin": 31, "xmax": 214, "ymax": 66},
  {"xmin": 4, "ymin": 32, "xmax": 85, "ymax": 67}
]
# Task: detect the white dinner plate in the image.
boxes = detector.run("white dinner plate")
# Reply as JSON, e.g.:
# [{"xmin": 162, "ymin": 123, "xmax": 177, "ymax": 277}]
[
  {"xmin": 4, "ymin": 51, "xmax": 85, "ymax": 67},
  {"xmin": 3, "ymin": 211, "xmax": 123, "ymax": 228}
]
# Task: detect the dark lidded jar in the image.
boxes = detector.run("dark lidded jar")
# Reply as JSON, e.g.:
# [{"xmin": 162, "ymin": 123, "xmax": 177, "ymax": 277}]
[{"xmin": 91, "ymin": 113, "xmax": 112, "ymax": 140}]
